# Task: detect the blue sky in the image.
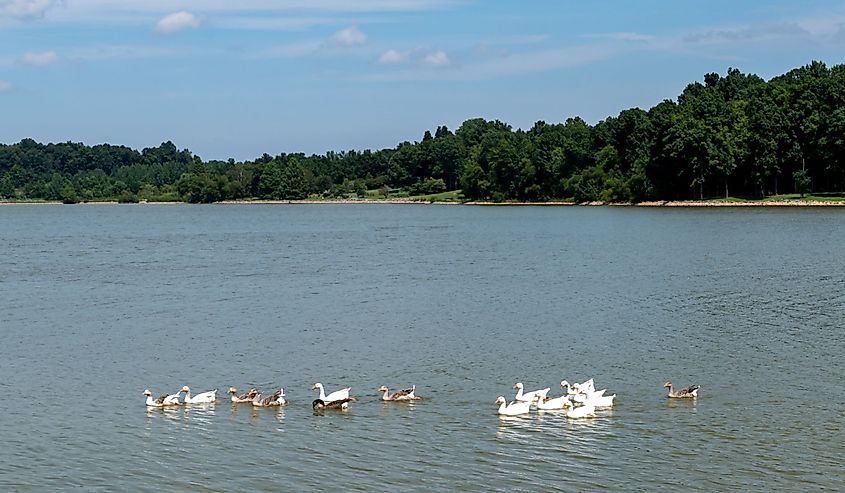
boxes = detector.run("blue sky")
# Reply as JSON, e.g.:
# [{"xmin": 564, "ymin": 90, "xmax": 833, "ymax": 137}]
[{"xmin": 2, "ymin": 0, "xmax": 845, "ymax": 160}]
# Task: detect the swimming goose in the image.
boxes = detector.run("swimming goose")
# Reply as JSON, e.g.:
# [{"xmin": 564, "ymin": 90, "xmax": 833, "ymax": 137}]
[
  {"xmin": 312, "ymin": 397, "xmax": 355, "ymax": 411},
  {"xmin": 561, "ymin": 379, "xmax": 596, "ymax": 395},
  {"xmin": 664, "ymin": 381, "xmax": 699, "ymax": 398},
  {"xmin": 582, "ymin": 393, "xmax": 616, "ymax": 408},
  {"xmin": 565, "ymin": 403, "xmax": 596, "ymax": 419},
  {"xmin": 512, "ymin": 383, "xmax": 550, "ymax": 403},
  {"xmin": 312, "ymin": 383, "xmax": 351, "ymax": 402},
  {"xmin": 536, "ymin": 394, "xmax": 573, "ymax": 410},
  {"xmin": 252, "ymin": 389, "xmax": 286, "ymax": 407},
  {"xmin": 378, "ymin": 385, "xmax": 421, "ymax": 401},
  {"xmin": 143, "ymin": 389, "xmax": 182, "ymax": 407},
  {"xmin": 495, "ymin": 396, "xmax": 531, "ymax": 416},
  {"xmin": 228, "ymin": 387, "xmax": 258, "ymax": 403},
  {"xmin": 180, "ymin": 386, "xmax": 218, "ymax": 404}
]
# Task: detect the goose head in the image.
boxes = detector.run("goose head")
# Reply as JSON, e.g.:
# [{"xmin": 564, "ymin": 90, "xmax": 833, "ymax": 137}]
[
  {"xmin": 227, "ymin": 387, "xmax": 238, "ymax": 395},
  {"xmin": 311, "ymin": 383, "xmax": 323, "ymax": 391},
  {"xmin": 495, "ymin": 396, "xmax": 506, "ymax": 405},
  {"xmin": 143, "ymin": 389, "xmax": 152, "ymax": 397},
  {"xmin": 312, "ymin": 399, "xmax": 326, "ymax": 410},
  {"xmin": 180, "ymin": 386, "xmax": 191, "ymax": 394},
  {"xmin": 560, "ymin": 380, "xmax": 570, "ymax": 389},
  {"xmin": 512, "ymin": 383, "xmax": 524, "ymax": 391},
  {"xmin": 663, "ymin": 381, "xmax": 672, "ymax": 389},
  {"xmin": 377, "ymin": 385, "xmax": 389, "ymax": 393}
]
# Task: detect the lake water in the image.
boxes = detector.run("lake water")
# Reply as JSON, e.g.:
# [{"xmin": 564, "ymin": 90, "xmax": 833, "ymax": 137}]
[{"xmin": 0, "ymin": 204, "xmax": 843, "ymax": 492}]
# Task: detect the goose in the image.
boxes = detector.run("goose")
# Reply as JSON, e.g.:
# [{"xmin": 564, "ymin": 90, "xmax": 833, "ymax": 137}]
[
  {"xmin": 561, "ymin": 379, "xmax": 596, "ymax": 395},
  {"xmin": 143, "ymin": 389, "xmax": 182, "ymax": 407},
  {"xmin": 180, "ymin": 386, "xmax": 218, "ymax": 404},
  {"xmin": 228, "ymin": 387, "xmax": 258, "ymax": 403},
  {"xmin": 495, "ymin": 396, "xmax": 531, "ymax": 416},
  {"xmin": 512, "ymin": 383, "xmax": 550, "ymax": 403},
  {"xmin": 536, "ymin": 394, "xmax": 573, "ymax": 410},
  {"xmin": 312, "ymin": 397, "xmax": 355, "ymax": 411},
  {"xmin": 583, "ymin": 393, "xmax": 616, "ymax": 408},
  {"xmin": 565, "ymin": 403, "xmax": 596, "ymax": 419},
  {"xmin": 312, "ymin": 383, "xmax": 351, "ymax": 403},
  {"xmin": 378, "ymin": 385, "xmax": 421, "ymax": 401},
  {"xmin": 664, "ymin": 381, "xmax": 699, "ymax": 398},
  {"xmin": 252, "ymin": 388, "xmax": 286, "ymax": 407}
]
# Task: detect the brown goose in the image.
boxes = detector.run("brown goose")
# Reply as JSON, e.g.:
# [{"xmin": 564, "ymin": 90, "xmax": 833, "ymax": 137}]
[
  {"xmin": 312, "ymin": 397, "xmax": 356, "ymax": 411},
  {"xmin": 378, "ymin": 385, "xmax": 421, "ymax": 401},
  {"xmin": 143, "ymin": 389, "xmax": 182, "ymax": 407},
  {"xmin": 664, "ymin": 381, "xmax": 700, "ymax": 398},
  {"xmin": 228, "ymin": 387, "xmax": 258, "ymax": 403},
  {"xmin": 252, "ymin": 388, "xmax": 286, "ymax": 407}
]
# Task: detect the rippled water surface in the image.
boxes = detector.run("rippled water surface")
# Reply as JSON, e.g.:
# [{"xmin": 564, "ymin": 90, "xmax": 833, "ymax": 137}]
[{"xmin": 1, "ymin": 204, "xmax": 843, "ymax": 491}]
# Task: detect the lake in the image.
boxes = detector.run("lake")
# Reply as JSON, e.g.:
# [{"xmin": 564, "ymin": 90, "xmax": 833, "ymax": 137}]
[{"xmin": 0, "ymin": 204, "xmax": 843, "ymax": 491}]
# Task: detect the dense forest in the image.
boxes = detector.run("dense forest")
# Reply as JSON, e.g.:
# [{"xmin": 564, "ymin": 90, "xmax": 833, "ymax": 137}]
[{"xmin": 2, "ymin": 60, "xmax": 844, "ymax": 204}]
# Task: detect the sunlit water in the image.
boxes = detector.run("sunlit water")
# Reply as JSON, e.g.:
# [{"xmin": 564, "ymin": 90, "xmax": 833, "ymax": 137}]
[{"xmin": 0, "ymin": 204, "xmax": 843, "ymax": 491}]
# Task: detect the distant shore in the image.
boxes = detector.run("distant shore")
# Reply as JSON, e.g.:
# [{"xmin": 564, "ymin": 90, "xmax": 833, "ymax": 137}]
[{"xmin": 4, "ymin": 198, "xmax": 845, "ymax": 207}]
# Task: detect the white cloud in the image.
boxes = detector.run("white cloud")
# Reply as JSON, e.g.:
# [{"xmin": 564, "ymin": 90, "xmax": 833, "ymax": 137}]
[
  {"xmin": 0, "ymin": 0, "xmax": 62, "ymax": 19},
  {"xmin": 21, "ymin": 50, "xmax": 59, "ymax": 66},
  {"xmin": 155, "ymin": 11, "xmax": 200, "ymax": 34},
  {"xmin": 0, "ymin": 80, "xmax": 12, "ymax": 91},
  {"xmin": 422, "ymin": 50, "xmax": 449, "ymax": 66},
  {"xmin": 329, "ymin": 26, "xmax": 366, "ymax": 46},
  {"xmin": 378, "ymin": 48, "xmax": 409, "ymax": 64}
]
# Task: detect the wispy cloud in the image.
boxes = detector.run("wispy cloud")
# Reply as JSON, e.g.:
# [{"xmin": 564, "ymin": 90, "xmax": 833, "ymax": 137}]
[
  {"xmin": 155, "ymin": 11, "xmax": 200, "ymax": 34},
  {"xmin": 21, "ymin": 50, "xmax": 59, "ymax": 66},
  {"xmin": 328, "ymin": 26, "xmax": 366, "ymax": 47},
  {"xmin": 378, "ymin": 49, "xmax": 410, "ymax": 64},
  {"xmin": 0, "ymin": 0, "xmax": 62, "ymax": 20},
  {"xmin": 0, "ymin": 79, "xmax": 12, "ymax": 91},
  {"xmin": 682, "ymin": 22, "xmax": 811, "ymax": 45},
  {"xmin": 422, "ymin": 50, "xmax": 449, "ymax": 66}
]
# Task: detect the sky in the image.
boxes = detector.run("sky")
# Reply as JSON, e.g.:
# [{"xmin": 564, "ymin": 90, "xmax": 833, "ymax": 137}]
[{"xmin": 2, "ymin": 0, "xmax": 845, "ymax": 161}]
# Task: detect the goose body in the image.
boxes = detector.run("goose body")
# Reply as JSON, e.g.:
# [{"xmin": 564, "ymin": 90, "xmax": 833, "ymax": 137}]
[
  {"xmin": 495, "ymin": 396, "xmax": 531, "ymax": 416},
  {"xmin": 228, "ymin": 387, "xmax": 258, "ymax": 403},
  {"xmin": 312, "ymin": 383, "xmax": 351, "ymax": 402},
  {"xmin": 252, "ymin": 389, "xmax": 286, "ymax": 407},
  {"xmin": 566, "ymin": 404, "xmax": 595, "ymax": 419},
  {"xmin": 512, "ymin": 383, "xmax": 550, "ymax": 403},
  {"xmin": 180, "ymin": 386, "xmax": 218, "ymax": 404},
  {"xmin": 378, "ymin": 385, "xmax": 420, "ymax": 401},
  {"xmin": 536, "ymin": 394, "xmax": 573, "ymax": 410},
  {"xmin": 312, "ymin": 397, "xmax": 355, "ymax": 411},
  {"xmin": 664, "ymin": 381, "xmax": 699, "ymax": 398},
  {"xmin": 143, "ymin": 389, "xmax": 182, "ymax": 407},
  {"xmin": 583, "ymin": 393, "xmax": 616, "ymax": 408}
]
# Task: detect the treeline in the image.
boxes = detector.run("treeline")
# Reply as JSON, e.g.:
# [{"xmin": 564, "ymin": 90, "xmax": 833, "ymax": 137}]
[{"xmin": 2, "ymin": 60, "xmax": 845, "ymax": 203}]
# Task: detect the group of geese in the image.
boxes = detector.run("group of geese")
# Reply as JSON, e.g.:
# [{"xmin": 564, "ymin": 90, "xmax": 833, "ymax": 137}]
[
  {"xmin": 496, "ymin": 379, "xmax": 618, "ymax": 418},
  {"xmin": 495, "ymin": 379, "xmax": 700, "ymax": 418},
  {"xmin": 144, "ymin": 380, "xmax": 699, "ymax": 417},
  {"xmin": 143, "ymin": 383, "xmax": 420, "ymax": 411}
]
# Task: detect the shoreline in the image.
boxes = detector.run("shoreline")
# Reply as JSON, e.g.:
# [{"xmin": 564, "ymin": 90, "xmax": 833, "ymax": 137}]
[{"xmin": 3, "ymin": 198, "xmax": 845, "ymax": 207}]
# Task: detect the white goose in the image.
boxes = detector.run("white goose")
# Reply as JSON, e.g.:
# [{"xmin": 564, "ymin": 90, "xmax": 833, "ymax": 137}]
[
  {"xmin": 512, "ymin": 382, "xmax": 550, "ymax": 403},
  {"xmin": 143, "ymin": 389, "xmax": 182, "ymax": 407},
  {"xmin": 566, "ymin": 404, "xmax": 596, "ymax": 419},
  {"xmin": 252, "ymin": 388, "xmax": 286, "ymax": 407},
  {"xmin": 536, "ymin": 394, "xmax": 573, "ymax": 410},
  {"xmin": 180, "ymin": 386, "xmax": 218, "ymax": 404},
  {"xmin": 582, "ymin": 393, "xmax": 616, "ymax": 408},
  {"xmin": 378, "ymin": 385, "xmax": 421, "ymax": 401},
  {"xmin": 561, "ymin": 379, "xmax": 597, "ymax": 395},
  {"xmin": 312, "ymin": 383, "xmax": 351, "ymax": 402},
  {"xmin": 495, "ymin": 396, "xmax": 531, "ymax": 416}
]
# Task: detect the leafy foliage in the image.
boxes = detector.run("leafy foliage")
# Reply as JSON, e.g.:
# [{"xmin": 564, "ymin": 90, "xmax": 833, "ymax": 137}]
[{"xmin": 3, "ymin": 61, "xmax": 845, "ymax": 203}]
